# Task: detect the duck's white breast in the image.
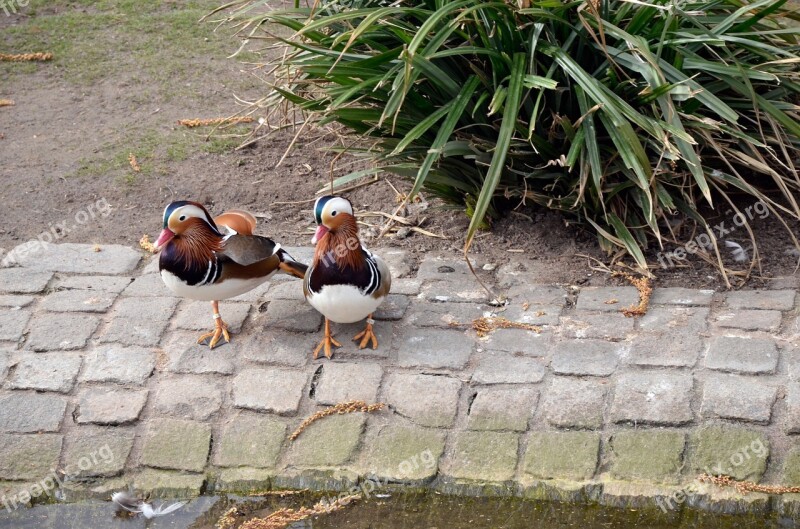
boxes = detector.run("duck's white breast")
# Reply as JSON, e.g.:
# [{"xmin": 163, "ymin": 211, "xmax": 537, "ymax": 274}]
[
  {"xmin": 160, "ymin": 270, "xmax": 272, "ymax": 301},
  {"xmin": 307, "ymin": 284, "xmax": 384, "ymax": 323}
]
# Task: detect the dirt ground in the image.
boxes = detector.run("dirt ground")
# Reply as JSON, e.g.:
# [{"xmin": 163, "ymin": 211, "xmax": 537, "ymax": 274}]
[{"xmin": 1, "ymin": 0, "xmax": 798, "ymax": 290}]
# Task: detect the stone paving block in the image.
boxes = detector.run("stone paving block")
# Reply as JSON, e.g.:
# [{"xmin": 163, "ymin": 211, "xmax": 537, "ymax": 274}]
[
  {"xmin": 0, "ymin": 268, "xmax": 53, "ymax": 294},
  {"xmin": 405, "ymin": 301, "xmax": 484, "ymax": 328},
  {"xmin": 609, "ymin": 430, "xmax": 685, "ymax": 483},
  {"xmin": 152, "ymin": 376, "xmax": 224, "ymax": 421},
  {"xmin": 264, "ymin": 281, "xmax": 304, "ymax": 301},
  {"xmin": 714, "ymin": 310, "xmax": 782, "ymax": 332},
  {"xmin": 540, "ymin": 377, "xmax": 608, "ymax": 429},
  {"xmin": 62, "ymin": 427, "xmax": 135, "ymax": 477},
  {"xmin": 175, "ymin": 300, "xmax": 250, "ymax": 333},
  {"xmin": 688, "ymin": 425, "xmax": 768, "ymax": 481},
  {"xmin": 507, "ymin": 285, "xmax": 568, "ymax": 306},
  {"xmin": 56, "ymin": 275, "xmax": 133, "ymax": 294},
  {"xmin": 704, "ymin": 336, "xmax": 778, "ymax": 374},
  {"xmin": 786, "ymin": 383, "xmax": 800, "ymax": 434},
  {"xmin": 233, "ymin": 367, "xmax": 308, "ymax": 414},
  {"xmin": 119, "ymin": 273, "xmax": 175, "ymax": 297},
  {"xmin": 8, "ymin": 242, "xmax": 141, "ymax": 274},
  {"xmin": 782, "ymin": 446, "xmax": 800, "ymax": 486},
  {"xmin": 374, "ymin": 294, "xmax": 411, "ymax": 321},
  {"xmin": 240, "ymin": 332, "xmax": 312, "ymax": 367},
  {"xmin": 313, "ymin": 362, "xmax": 383, "ymax": 405},
  {"xmin": 0, "ymin": 434, "xmax": 62, "ymax": 480},
  {"xmin": 628, "ymin": 334, "xmax": 703, "ymax": 368},
  {"xmin": 287, "ymin": 414, "xmax": 365, "ymax": 468},
  {"xmin": 381, "ymin": 249, "xmax": 412, "ymax": 279},
  {"xmin": 133, "ymin": 469, "xmax": 205, "ymax": 499},
  {"xmin": 0, "ymin": 392, "xmax": 66, "ymax": 432},
  {"xmin": 262, "ymin": 299, "xmax": 323, "ymax": 333},
  {"xmin": 213, "ymin": 415, "xmax": 287, "ymax": 468},
  {"xmin": 467, "ymin": 387, "xmax": 538, "ymax": 431},
  {"xmin": 141, "ymin": 418, "xmax": 211, "ymax": 472},
  {"xmin": 383, "ymin": 373, "xmax": 461, "ymax": 428},
  {"xmin": 165, "ymin": 334, "xmax": 237, "ymax": 375},
  {"xmin": 482, "ymin": 328, "xmax": 549, "ymax": 356},
  {"xmin": 0, "ymin": 295, "xmax": 35, "ymax": 308},
  {"xmin": 442, "ymin": 431, "xmax": 519, "ymax": 482},
  {"xmin": 611, "ymin": 373, "xmax": 694, "ymax": 426},
  {"xmin": 471, "ymin": 353, "xmax": 546, "ymax": 385},
  {"xmin": 7, "ymin": 352, "xmax": 82, "ymax": 393},
  {"xmin": 396, "ymin": 328, "xmax": 473, "ymax": 369},
  {"xmin": 416, "ymin": 258, "xmax": 474, "ymax": 280},
  {"xmin": 524, "ymin": 431, "xmax": 600, "ymax": 480},
  {"xmin": 561, "ymin": 311, "xmax": 633, "ymax": 340},
  {"xmin": 25, "ymin": 313, "xmax": 100, "ymax": 351},
  {"xmin": 576, "ymin": 287, "xmax": 639, "ymax": 311},
  {"xmin": 650, "ymin": 287, "xmax": 714, "ymax": 306},
  {"xmin": 230, "ymin": 281, "xmax": 272, "ymax": 303},
  {"xmin": 40, "ymin": 288, "xmax": 118, "ymax": 313},
  {"xmin": 551, "ymin": 340, "xmax": 622, "ymax": 377},
  {"xmin": 99, "ymin": 297, "xmax": 178, "ymax": 346},
  {"xmin": 0, "ymin": 310, "xmax": 31, "ymax": 342},
  {"xmin": 499, "ymin": 304, "xmax": 561, "ymax": 327},
  {"xmin": 81, "ymin": 345, "xmax": 156, "ymax": 385},
  {"xmin": 701, "ymin": 374, "xmax": 776, "ymax": 423},
  {"xmin": 637, "ymin": 306, "xmax": 710, "ymax": 334},
  {"xmin": 75, "ymin": 388, "xmax": 148, "ymax": 425},
  {"xmin": 726, "ymin": 290, "xmax": 796, "ymax": 311},
  {"xmin": 422, "ymin": 280, "xmax": 488, "ymax": 303},
  {"xmin": 391, "ymin": 279, "xmax": 421, "ymax": 296},
  {"xmin": 214, "ymin": 468, "xmax": 272, "ymax": 493},
  {"xmin": 0, "ymin": 350, "xmax": 9, "ymax": 384},
  {"xmin": 360, "ymin": 423, "xmax": 446, "ymax": 483}
]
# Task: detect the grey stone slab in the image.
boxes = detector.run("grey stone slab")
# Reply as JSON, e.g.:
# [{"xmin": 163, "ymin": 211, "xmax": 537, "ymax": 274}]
[
  {"xmin": 0, "ymin": 351, "xmax": 9, "ymax": 384},
  {"xmin": 637, "ymin": 306, "xmax": 710, "ymax": 334},
  {"xmin": 381, "ymin": 248, "xmax": 412, "ymax": 279},
  {"xmin": 725, "ymin": 290, "xmax": 796, "ymax": 311},
  {"xmin": 391, "ymin": 279, "xmax": 421, "ymax": 296},
  {"xmin": 174, "ymin": 300, "xmax": 250, "ymax": 333},
  {"xmin": 25, "ymin": 313, "xmax": 99, "ymax": 351},
  {"xmin": 213, "ymin": 415, "xmax": 287, "ymax": 468},
  {"xmin": 383, "ymin": 373, "xmax": 461, "ymax": 428},
  {"xmin": 786, "ymin": 383, "xmax": 800, "ymax": 434},
  {"xmin": 314, "ymin": 362, "xmax": 383, "ymax": 405},
  {"xmin": 141, "ymin": 418, "xmax": 211, "ymax": 472},
  {"xmin": 99, "ymin": 297, "xmax": 178, "ymax": 346},
  {"xmin": 0, "ymin": 392, "xmax": 67, "ymax": 432},
  {"xmin": 81, "ymin": 345, "xmax": 156, "ymax": 385},
  {"xmin": 233, "ymin": 367, "xmax": 308, "ymax": 414},
  {"xmin": 0, "ymin": 433, "xmax": 62, "ymax": 480},
  {"xmin": 482, "ymin": 328, "xmax": 549, "ymax": 356},
  {"xmin": 0, "ymin": 310, "xmax": 31, "ymax": 342},
  {"xmin": 55, "ymin": 275, "xmax": 133, "ymax": 294},
  {"xmin": 230, "ymin": 281, "xmax": 272, "ymax": 303},
  {"xmin": 62, "ymin": 427, "xmax": 135, "ymax": 477},
  {"xmin": 467, "ymin": 387, "xmax": 538, "ymax": 431},
  {"xmin": 152, "ymin": 376, "xmax": 224, "ymax": 421},
  {"xmin": 287, "ymin": 413, "xmax": 365, "ymax": 468},
  {"xmin": 704, "ymin": 336, "xmax": 779, "ymax": 374},
  {"xmin": 611, "ymin": 373, "xmax": 694, "ymax": 426},
  {"xmin": 650, "ymin": 288, "xmax": 714, "ymax": 306},
  {"xmin": 404, "ymin": 302, "xmax": 485, "ymax": 328},
  {"xmin": 497, "ymin": 304, "xmax": 562, "ymax": 326},
  {"xmin": 505, "ymin": 285, "xmax": 568, "ymax": 306},
  {"xmin": 714, "ymin": 310, "xmax": 782, "ymax": 332},
  {"xmin": 164, "ymin": 334, "xmax": 237, "ymax": 375},
  {"xmin": 442, "ymin": 431, "xmax": 519, "ymax": 482},
  {"xmin": 0, "ymin": 268, "xmax": 53, "ymax": 294},
  {"xmin": 688, "ymin": 425, "xmax": 768, "ymax": 481},
  {"xmin": 576, "ymin": 287, "xmax": 639, "ymax": 311},
  {"xmin": 541, "ymin": 377, "xmax": 608, "ymax": 429},
  {"xmin": 561, "ymin": 311, "xmax": 633, "ymax": 340},
  {"xmin": 240, "ymin": 332, "xmax": 312, "ymax": 367},
  {"xmin": 701, "ymin": 374, "xmax": 777, "ymax": 424},
  {"xmin": 421, "ymin": 280, "xmax": 488, "ymax": 303},
  {"xmin": 0, "ymin": 295, "xmax": 35, "ymax": 308},
  {"xmin": 261, "ymin": 299, "xmax": 322, "ymax": 333},
  {"xmin": 332, "ymin": 321, "xmax": 395, "ymax": 358},
  {"xmin": 471, "ymin": 353, "xmax": 546, "ymax": 385},
  {"xmin": 265, "ymin": 281, "xmax": 305, "ymax": 301},
  {"xmin": 396, "ymin": 328, "xmax": 473, "ymax": 369},
  {"xmin": 551, "ymin": 340, "xmax": 622, "ymax": 377},
  {"xmin": 359, "ymin": 423, "xmax": 446, "ymax": 483},
  {"xmin": 120, "ymin": 273, "xmax": 176, "ymax": 298},
  {"xmin": 76, "ymin": 387, "xmax": 148, "ymax": 425},
  {"xmin": 628, "ymin": 334, "xmax": 703, "ymax": 368},
  {"xmin": 281, "ymin": 246, "xmax": 315, "ymax": 266},
  {"xmin": 374, "ymin": 294, "xmax": 411, "ymax": 321},
  {"xmin": 40, "ymin": 288, "xmax": 118, "ymax": 313},
  {"xmin": 7, "ymin": 353, "xmax": 82, "ymax": 393},
  {"xmin": 416, "ymin": 257, "xmax": 475, "ymax": 281},
  {"xmin": 523, "ymin": 431, "xmax": 600, "ymax": 481},
  {"xmin": 8, "ymin": 242, "xmax": 141, "ymax": 274}
]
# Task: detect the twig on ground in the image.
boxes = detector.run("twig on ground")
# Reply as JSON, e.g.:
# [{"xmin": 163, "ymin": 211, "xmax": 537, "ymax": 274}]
[
  {"xmin": 177, "ymin": 117, "xmax": 255, "ymax": 128},
  {"xmin": 699, "ymin": 473, "xmax": 800, "ymax": 495},
  {"xmin": 0, "ymin": 100, "xmax": 14, "ymax": 107},
  {"xmin": 464, "ymin": 316, "xmax": 542, "ymax": 338},
  {"xmin": 290, "ymin": 400, "xmax": 384, "ymax": 441},
  {"xmin": 0, "ymin": 52, "xmax": 53, "ymax": 62}
]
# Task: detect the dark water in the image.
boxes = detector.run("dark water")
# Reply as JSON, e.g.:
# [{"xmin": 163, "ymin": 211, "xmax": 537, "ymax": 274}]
[{"xmin": 0, "ymin": 493, "xmax": 787, "ymax": 529}]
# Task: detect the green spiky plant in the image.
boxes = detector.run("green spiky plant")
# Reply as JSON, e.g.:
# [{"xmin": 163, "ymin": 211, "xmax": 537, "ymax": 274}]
[{"xmin": 218, "ymin": 0, "xmax": 800, "ymax": 280}]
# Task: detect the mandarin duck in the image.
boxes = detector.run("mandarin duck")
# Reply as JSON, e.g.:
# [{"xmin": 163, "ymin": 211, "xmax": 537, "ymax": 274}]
[
  {"xmin": 304, "ymin": 196, "xmax": 391, "ymax": 359},
  {"xmin": 155, "ymin": 200, "xmax": 307, "ymax": 348}
]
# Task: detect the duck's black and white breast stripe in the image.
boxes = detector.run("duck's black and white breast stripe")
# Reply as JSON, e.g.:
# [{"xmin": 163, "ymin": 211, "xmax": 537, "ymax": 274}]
[{"xmin": 307, "ymin": 247, "xmax": 382, "ymax": 295}]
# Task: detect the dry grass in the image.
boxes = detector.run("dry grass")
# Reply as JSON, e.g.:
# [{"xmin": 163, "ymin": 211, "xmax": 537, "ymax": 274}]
[
  {"xmin": 0, "ymin": 52, "xmax": 53, "ymax": 62},
  {"xmin": 699, "ymin": 474, "xmax": 800, "ymax": 495},
  {"xmin": 613, "ymin": 272, "xmax": 653, "ymax": 317},
  {"xmin": 290, "ymin": 400, "xmax": 384, "ymax": 441},
  {"xmin": 139, "ymin": 234, "xmax": 158, "ymax": 254},
  {"xmin": 216, "ymin": 507, "xmax": 239, "ymax": 529},
  {"xmin": 128, "ymin": 153, "xmax": 141, "ymax": 172},
  {"xmin": 177, "ymin": 117, "xmax": 254, "ymax": 128},
  {"xmin": 0, "ymin": 99, "xmax": 14, "ymax": 107},
  {"xmin": 470, "ymin": 316, "xmax": 541, "ymax": 338},
  {"xmin": 239, "ymin": 495, "xmax": 361, "ymax": 529}
]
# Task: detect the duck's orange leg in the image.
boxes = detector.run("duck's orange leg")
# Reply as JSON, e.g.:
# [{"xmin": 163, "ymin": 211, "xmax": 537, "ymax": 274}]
[
  {"xmin": 197, "ymin": 300, "xmax": 230, "ymax": 349},
  {"xmin": 313, "ymin": 318, "xmax": 342, "ymax": 359},
  {"xmin": 352, "ymin": 315, "xmax": 378, "ymax": 350}
]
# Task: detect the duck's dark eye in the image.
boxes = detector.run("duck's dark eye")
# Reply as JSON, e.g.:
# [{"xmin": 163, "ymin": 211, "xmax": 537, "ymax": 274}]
[
  {"xmin": 331, "ymin": 211, "xmax": 337, "ymax": 217},
  {"xmin": 179, "ymin": 215, "xmax": 186, "ymax": 221}
]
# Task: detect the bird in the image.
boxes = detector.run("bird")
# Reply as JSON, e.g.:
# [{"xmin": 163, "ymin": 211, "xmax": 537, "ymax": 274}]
[
  {"xmin": 304, "ymin": 195, "xmax": 391, "ymax": 359},
  {"xmin": 111, "ymin": 491, "xmax": 186, "ymax": 519},
  {"xmin": 155, "ymin": 200, "xmax": 307, "ymax": 348}
]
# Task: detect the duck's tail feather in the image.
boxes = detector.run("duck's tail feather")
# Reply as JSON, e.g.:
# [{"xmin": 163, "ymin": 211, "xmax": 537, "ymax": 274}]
[{"xmin": 277, "ymin": 248, "xmax": 308, "ymax": 279}]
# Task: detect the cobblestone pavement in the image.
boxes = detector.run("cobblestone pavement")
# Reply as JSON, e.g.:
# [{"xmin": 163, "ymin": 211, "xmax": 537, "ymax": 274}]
[{"xmin": 2, "ymin": 241, "xmax": 800, "ymax": 516}]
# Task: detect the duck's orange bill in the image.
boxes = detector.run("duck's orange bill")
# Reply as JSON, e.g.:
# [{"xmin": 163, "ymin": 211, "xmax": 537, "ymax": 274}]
[{"xmin": 155, "ymin": 228, "xmax": 175, "ymax": 249}]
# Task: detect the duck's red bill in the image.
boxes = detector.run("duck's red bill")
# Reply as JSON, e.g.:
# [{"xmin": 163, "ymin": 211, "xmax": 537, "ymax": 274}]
[
  {"xmin": 312, "ymin": 225, "xmax": 329, "ymax": 244},
  {"xmin": 155, "ymin": 228, "xmax": 175, "ymax": 249}
]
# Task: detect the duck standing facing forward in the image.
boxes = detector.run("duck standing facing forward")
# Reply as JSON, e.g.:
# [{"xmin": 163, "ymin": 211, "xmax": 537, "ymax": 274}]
[
  {"xmin": 304, "ymin": 196, "xmax": 391, "ymax": 359},
  {"xmin": 156, "ymin": 200, "xmax": 307, "ymax": 348}
]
